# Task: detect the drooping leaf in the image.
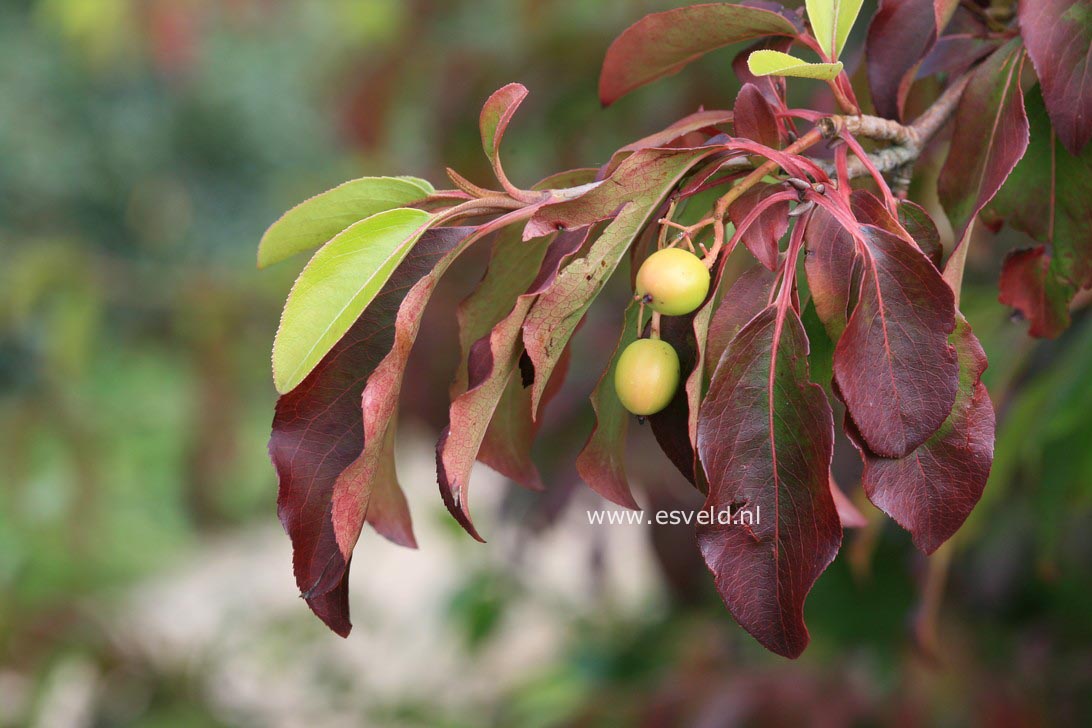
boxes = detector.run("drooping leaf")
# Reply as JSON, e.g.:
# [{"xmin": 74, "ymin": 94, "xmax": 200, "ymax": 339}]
[
  {"xmin": 804, "ymin": 205, "xmax": 859, "ymax": 340},
  {"xmin": 522, "ymin": 147, "xmax": 719, "ymax": 415},
  {"xmin": 272, "ymin": 208, "xmax": 432, "ymax": 394},
  {"xmin": 987, "ymin": 86, "xmax": 1092, "ymax": 296},
  {"xmin": 598, "ymin": 3, "xmax": 799, "ymax": 106},
  {"xmin": 257, "ymin": 177, "xmax": 432, "ymax": 268},
  {"xmin": 1018, "ymin": 0, "xmax": 1092, "ymax": 155},
  {"xmin": 865, "ymin": 0, "xmax": 958, "ymax": 119},
  {"xmin": 697, "ymin": 305, "xmax": 840, "ymax": 659},
  {"xmin": 848, "ymin": 315, "xmax": 994, "ymax": 554},
  {"xmin": 733, "ymin": 83, "xmax": 782, "ymax": 150},
  {"xmin": 270, "ymin": 227, "xmax": 471, "ymax": 635},
  {"xmin": 727, "ymin": 185, "xmax": 790, "ymax": 270},
  {"xmin": 328, "ymin": 212, "xmax": 535, "ymax": 580},
  {"xmin": 806, "ymin": 0, "xmax": 865, "ymax": 60},
  {"xmin": 829, "ymin": 476, "xmax": 868, "ymax": 528},
  {"xmin": 834, "ymin": 225, "xmax": 958, "ymax": 458},
  {"xmin": 649, "ymin": 310, "xmax": 701, "ymax": 486},
  {"xmin": 452, "ymin": 226, "xmax": 553, "ymax": 398},
  {"xmin": 747, "ymin": 50, "xmax": 844, "ymax": 80},
  {"xmin": 998, "ymin": 247, "xmax": 1076, "ymax": 338},
  {"xmin": 704, "ymin": 264, "xmax": 778, "ymax": 380},
  {"xmin": 938, "ymin": 40, "xmax": 1029, "ymax": 240},
  {"xmin": 575, "ymin": 302, "xmax": 643, "ymax": 510},
  {"xmin": 438, "ymin": 294, "xmax": 537, "ymax": 541}
]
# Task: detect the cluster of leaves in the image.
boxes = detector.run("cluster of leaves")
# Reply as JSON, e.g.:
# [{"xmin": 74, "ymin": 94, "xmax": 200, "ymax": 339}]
[{"xmin": 259, "ymin": 0, "xmax": 1092, "ymax": 657}]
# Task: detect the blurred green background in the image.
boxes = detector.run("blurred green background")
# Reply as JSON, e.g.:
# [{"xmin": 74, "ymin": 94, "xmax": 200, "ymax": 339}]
[{"xmin": 1, "ymin": 0, "xmax": 1089, "ymax": 725}]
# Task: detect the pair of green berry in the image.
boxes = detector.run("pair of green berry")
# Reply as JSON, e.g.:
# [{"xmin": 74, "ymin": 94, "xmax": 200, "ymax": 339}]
[{"xmin": 614, "ymin": 248, "xmax": 710, "ymax": 416}]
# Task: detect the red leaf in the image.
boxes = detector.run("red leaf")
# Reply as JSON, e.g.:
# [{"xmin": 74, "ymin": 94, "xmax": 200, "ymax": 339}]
[
  {"xmin": 480, "ymin": 83, "xmax": 535, "ymax": 200},
  {"xmin": 1019, "ymin": 0, "xmax": 1092, "ymax": 155},
  {"xmin": 866, "ymin": 0, "xmax": 958, "ymax": 119},
  {"xmin": 270, "ymin": 227, "xmax": 472, "ymax": 635},
  {"xmin": 598, "ymin": 3, "xmax": 799, "ymax": 106},
  {"xmin": 848, "ymin": 315, "xmax": 994, "ymax": 554},
  {"xmin": 650, "ymin": 313, "xmax": 701, "ymax": 485},
  {"xmin": 438, "ymin": 298, "xmax": 535, "ymax": 541},
  {"xmin": 733, "ymin": 83, "xmax": 781, "ymax": 150},
  {"xmin": 998, "ymin": 246, "xmax": 1076, "ymax": 338},
  {"xmin": 919, "ymin": 34, "xmax": 1002, "ymax": 79},
  {"xmin": 987, "ymin": 86, "xmax": 1092, "ymax": 303},
  {"xmin": 834, "ymin": 225, "xmax": 958, "ymax": 458},
  {"xmin": 728, "ymin": 185, "xmax": 790, "ymax": 271},
  {"xmin": 848, "ymin": 190, "xmax": 943, "ymax": 268},
  {"xmin": 804, "ymin": 205, "xmax": 859, "ymax": 340},
  {"xmin": 704, "ymin": 264, "xmax": 778, "ymax": 381},
  {"xmin": 939, "ymin": 40, "xmax": 1030, "ymax": 239},
  {"xmin": 697, "ymin": 306, "xmax": 840, "ymax": 659}
]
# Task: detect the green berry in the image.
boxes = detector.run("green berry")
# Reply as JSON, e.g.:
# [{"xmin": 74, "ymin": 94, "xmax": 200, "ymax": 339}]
[
  {"xmin": 635, "ymin": 248, "xmax": 711, "ymax": 316},
  {"xmin": 614, "ymin": 338, "xmax": 681, "ymax": 416}
]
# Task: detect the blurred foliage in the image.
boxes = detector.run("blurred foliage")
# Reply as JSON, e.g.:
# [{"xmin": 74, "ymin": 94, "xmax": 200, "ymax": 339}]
[{"xmin": 0, "ymin": 0, "xmax": 1090, "ymax": 725}]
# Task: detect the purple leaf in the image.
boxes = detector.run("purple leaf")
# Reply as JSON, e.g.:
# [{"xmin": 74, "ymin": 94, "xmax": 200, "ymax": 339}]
[
  {"xmin": 834, "ymin": 225, "xmax": 958, "ymax": 458},
  {"xmin": 866, "ymin": 0, "xmax": 959, "ymax": 120},
  {"xmin": 1019, "ymin": 0, "xmax": 1092, "ymax": 155},
  {"xmin": 804, "ymin": 205, "xmax": 859, "ymax": 340},
  {"xmin": 650, "ymin": 313, "xmax": 701, "ymax": 485},
  {"xmin": 727, "ymin": 185, "xmax": 790, "ymax": 271},
  {"xmin": 733, "ymin": 83, "xmax": 782, "ymax": 149},
  {"xmin": 697, "ymin": 306, "xmax": 840, "ymax": 659},
  {"xmin": 270, "ymin": 227, "xmax": 472, "ymax": 635},
  {"xmin": 848, "ymin": 315, "xmax": 994, "ymax": 554},
  {"xmin": 704, "ymin": 264, "xmax": 778, "ymax": 381},
  {"xmin": 599, "ymin": 3, "xmax": 799, "ymax": 106},
  {"xmin": 939, "ymin": 40, "xmax": 1030, "ymax": 240}
]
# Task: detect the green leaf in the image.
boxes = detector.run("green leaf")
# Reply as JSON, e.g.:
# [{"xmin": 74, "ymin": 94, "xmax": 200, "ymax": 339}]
[
  {"xmin": 806, "ymin": 0, "xmax": 865, "ymax": 60},
  {"xmin": 747, "ymin": 50, "xmax": 844, "ymax": 80},
  {"xmin": 257, "ymin": 176, "xmax": 432, "ymax": 268},
  {"xmin": 272, "ymin": 208, "xmax": 432, "ymax": 393}
]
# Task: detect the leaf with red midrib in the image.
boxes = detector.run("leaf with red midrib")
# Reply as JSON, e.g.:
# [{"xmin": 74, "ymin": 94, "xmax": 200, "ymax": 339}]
[
  {"xmin": 697, "ymin": 305, "xmax": 840, "ymax": 659},
  {"xmin": 847, "ymin": 315, "xmax": 994, "ymax": 554},
  {"xmin": 269, "ymin": 227, "xmax": 472, "ymax": 635},
  {"xmin": 834, "ymin": 224, "xmax": 959, "ymax": 458},
  {"xmin": 939, "ymin": 40, "xmax": 1029, "ymax": 240}
]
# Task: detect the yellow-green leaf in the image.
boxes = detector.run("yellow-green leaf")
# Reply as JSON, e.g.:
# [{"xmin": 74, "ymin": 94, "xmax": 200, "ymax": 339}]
[
  {"xmin": 806, "ymin": 0, "xmax": 864, "ymax": 60},
  {"xmin": 272, "ymin": 208, "xmax": 431, "ymax": 393},
  {"xmin": 747, "ymin": 50, "xmax": 844, "ymax": 80},
  {"xmin": 257, "ymin": 176, "xmax": 432, "ymax": 269}
]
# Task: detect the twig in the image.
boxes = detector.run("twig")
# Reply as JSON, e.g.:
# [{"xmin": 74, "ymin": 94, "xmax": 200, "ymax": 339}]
[{"xmin": 819, "ymin": 74, "xmax": 972, "ymax": 181}]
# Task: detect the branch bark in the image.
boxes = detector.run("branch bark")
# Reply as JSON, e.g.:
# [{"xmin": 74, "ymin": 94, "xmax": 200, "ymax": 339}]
[{"xmin": 819, "ymin": 75, "xmax": 972, "ymax": 181}]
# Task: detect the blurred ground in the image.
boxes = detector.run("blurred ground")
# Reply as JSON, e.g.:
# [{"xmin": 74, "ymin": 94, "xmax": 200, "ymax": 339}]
[{"xmin": 1, "ymin": 1, "xmax": 1090, "ymax": 726}]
